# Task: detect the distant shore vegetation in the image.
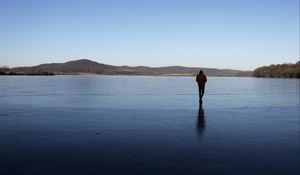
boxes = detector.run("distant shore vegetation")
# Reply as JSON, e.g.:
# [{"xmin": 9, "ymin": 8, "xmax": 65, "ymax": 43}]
[
  {"xmin": 253, "ymin": 61, "xmax": 300, "ymax": 78},
  {"xmin": 1, "ymin": 59, "xmax": 299, "ymax": 78},
  {"xmin": 0, "ymin": 59, "xmax": 250, "ymax": 77},
  {"xmin": 0, "ymin": 66, "xmax": 54, "ymax": 76}
]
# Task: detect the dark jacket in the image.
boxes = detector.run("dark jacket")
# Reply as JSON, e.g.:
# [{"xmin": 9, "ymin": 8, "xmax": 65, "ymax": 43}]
[{"xmin": 196, "ymin": 74, "xmax": 207, "ymax": 87}]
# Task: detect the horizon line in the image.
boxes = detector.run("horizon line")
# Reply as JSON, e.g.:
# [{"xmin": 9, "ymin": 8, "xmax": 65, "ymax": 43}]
[{"xmin": 2, "ymin": 58, "xmax": 257, "ymax": 71}]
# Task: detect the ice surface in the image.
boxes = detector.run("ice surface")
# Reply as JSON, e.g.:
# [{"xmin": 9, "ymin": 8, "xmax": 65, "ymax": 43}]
[{"xmin": 0, "ymin": 76, "xmax": 299, "ymax": 174}]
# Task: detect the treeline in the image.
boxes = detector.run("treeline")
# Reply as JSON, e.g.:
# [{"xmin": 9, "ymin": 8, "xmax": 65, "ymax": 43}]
[
  {"xmin": 253, "ymin": 61, "xmax": 300, "ymax": 78},
  {"xmin": 0, "ymin": 67, "xmax": 54, "ymax": 76}
]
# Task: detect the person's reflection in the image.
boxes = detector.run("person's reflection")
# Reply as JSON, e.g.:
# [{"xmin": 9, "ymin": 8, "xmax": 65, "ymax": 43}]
[{"xmin": 196, "ymin": 102, "xmax": 205, "ymax": 137}]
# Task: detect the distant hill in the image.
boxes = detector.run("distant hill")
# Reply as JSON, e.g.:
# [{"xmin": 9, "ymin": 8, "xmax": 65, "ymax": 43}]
[
  {"xmin": 253, "ymin": 61, "xmax": 300, "ymax": 78},
  {"xmin": 33, "ymin": 59, "xmax": 116, "ymax": 74},
  {"xmin": 2, "ymin": 59, "xmax": 252, "ymax": 76}
]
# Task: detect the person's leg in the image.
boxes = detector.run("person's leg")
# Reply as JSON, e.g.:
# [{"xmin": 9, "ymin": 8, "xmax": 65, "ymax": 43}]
[
  {"xmin": 200, "ymin": 86, "xmax": 205, "ymax": 102},
  {"xmin": 198, "ymin": 85, "xmax": 201, "ymax": 102}
]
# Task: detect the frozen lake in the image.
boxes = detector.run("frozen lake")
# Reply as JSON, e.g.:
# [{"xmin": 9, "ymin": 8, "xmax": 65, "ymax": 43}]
[{"xmin": 0, "ymin": 76, "xmax": 299, "ymax": 174}]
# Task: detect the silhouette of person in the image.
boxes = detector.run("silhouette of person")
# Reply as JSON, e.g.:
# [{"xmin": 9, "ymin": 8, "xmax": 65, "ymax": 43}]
[{"xmin": 196, "ymin": 70, "xmax": 207, "ymax": 104}]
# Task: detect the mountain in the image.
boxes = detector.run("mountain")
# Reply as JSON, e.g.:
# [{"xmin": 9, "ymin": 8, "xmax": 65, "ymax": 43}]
[
  {"xmin": 4, "ymin": 59, "xmax": 252, "ymax": 76},
  {"xmin": 33, "ymin": 59, "xmax": 116, "ymax": 74}
]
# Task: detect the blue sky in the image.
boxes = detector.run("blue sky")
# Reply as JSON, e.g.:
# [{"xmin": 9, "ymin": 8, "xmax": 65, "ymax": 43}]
[{"xmin": 0, "ymin": 0, "xmax": 299, "ymax": 70}]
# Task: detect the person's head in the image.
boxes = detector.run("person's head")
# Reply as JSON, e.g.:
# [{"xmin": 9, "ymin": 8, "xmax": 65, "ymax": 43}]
[{"xmin": 199, "ymin": 70, "xmax": 203, "ymax": 74}]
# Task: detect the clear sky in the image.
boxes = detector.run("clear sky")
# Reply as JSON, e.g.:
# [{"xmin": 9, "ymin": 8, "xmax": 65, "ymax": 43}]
[{"xmin": 0, "ymin": 0, "xmax": 299, "ymax": 70}]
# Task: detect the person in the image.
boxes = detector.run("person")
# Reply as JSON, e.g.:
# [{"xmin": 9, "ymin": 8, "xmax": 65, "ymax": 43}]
[{"xmin": 196, "ymin": 70, "xmax": 207, "ymax": 103}]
